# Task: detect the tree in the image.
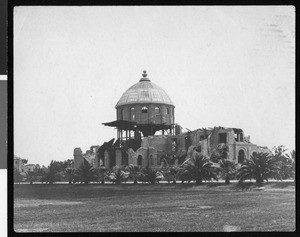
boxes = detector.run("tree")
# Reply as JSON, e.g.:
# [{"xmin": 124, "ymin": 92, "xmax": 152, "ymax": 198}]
[
  {"xmin": 237, "ymin": 152, "xmax": 279, "ymax": 185},
  {"xmin": 64, "ymin": 168, "xmax": 75, "ymax": 184},
  {"xmin": 74, "ymin": 159, "xmax": 97, "ymax": 184},
  {"xmin": 42, "ymin": 160, "xmax": 63, "ymax": 185},
  {"xmin": 25, "ymin": 171, "xmax": 36, "ymax": 184},
  {"xmin": 14, "ymin": 169, "xmax": 24, "ymax": 184},
  {"xmin": 281, "ymin": 150, "xmax": 295, "ymax": 180},
  {"xmin": 272, "ymin": 146, "xmax": 295, "ymax": 180},
  {"xmin": 219, "ymin": 159, "xmax": 236, "ymax": 184},
  {"xmin": 63, "ymin": 159, "xmax": 74, "ymax": 170},
  {"xmin": 180, "ymin": 153, "xmax": 219, "ymax": 185},
  {"xmin": 32, "ymin": 165, "xmax": 47, "ymax": 183},
  {"xmin": 125, "ymin": 165, "xmax": 141, "ymax": 184}
]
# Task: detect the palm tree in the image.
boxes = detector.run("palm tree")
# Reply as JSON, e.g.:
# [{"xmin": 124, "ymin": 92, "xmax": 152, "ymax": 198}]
[
  {"xmin": 219, "ymin": 159, "xmax": 236, "ymax": 184},
  {"xmin": 280, "ymin": 150, "xmax": 295, "ymax": 180},
  {"xmin": 237, "ymin": 152, "xmax": 279, "ymax": 185},
  {"xmin": 180, "ymin": 153, "xmax": 219, "ymax": 185},
  {"xmin": 125, "ymin": 165, "xmax": 141, "ymax": 184},
  {"xmin": 74, "ymin": 159, "xmax": 97, "ymax": 184}
]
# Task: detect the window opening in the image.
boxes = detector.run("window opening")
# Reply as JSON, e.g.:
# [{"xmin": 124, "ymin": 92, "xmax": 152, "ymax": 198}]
[
  {"xmin": 219, "ymin": 133, "xmax": 227, "ymax": 144},
  {"xmin": 142, "ymin": 106, "xmax": 148, "ymax": 113},
  {"xmin": 137, "ymin": 155, "xmax": 143, "ymax": 166},
  {"xmin": 155, "ymin": 106, "xmax": 160, "ymax": 114},
  {"xmin": 130, "ymin": 107, "xmax": 135, "ymax": 120},
  {"xmin": 238, "ymin": 150, "xmax": 245, "ymax": 163}
]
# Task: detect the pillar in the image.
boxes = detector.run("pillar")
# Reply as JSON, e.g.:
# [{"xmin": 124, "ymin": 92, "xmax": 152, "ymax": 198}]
[{"xmin": 115, "ymin": 149, "xmax": 122, "ymax": 167}]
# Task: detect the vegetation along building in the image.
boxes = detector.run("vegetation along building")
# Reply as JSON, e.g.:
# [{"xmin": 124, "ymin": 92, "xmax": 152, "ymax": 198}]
[{"xmin": 74, "ymin": 71, "xmax": 271, "ymax": 169}]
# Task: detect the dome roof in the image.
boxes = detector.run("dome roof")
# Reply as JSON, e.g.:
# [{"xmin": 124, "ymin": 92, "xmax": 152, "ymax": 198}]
[{"xmin": 115, "ymin": 71, "xmax": 174, "ymax": 108}]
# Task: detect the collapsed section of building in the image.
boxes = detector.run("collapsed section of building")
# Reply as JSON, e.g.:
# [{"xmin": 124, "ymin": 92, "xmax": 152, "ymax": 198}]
[{"xmin": 74, "ymin": 71, "xmax": 272, "ymax": 169}]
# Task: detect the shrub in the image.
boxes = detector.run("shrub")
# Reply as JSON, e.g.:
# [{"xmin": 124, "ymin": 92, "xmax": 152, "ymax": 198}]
[
  {"xmin": 237, "ymin": 152, "xmax": 279, "ymax": 185},
  {"xmin": 107, "ymin": 167, "xmax": 129, "ymax": 184},
  {"xmin": 139, "ymin": 168, "xmax": 162, "ymax": 184}
]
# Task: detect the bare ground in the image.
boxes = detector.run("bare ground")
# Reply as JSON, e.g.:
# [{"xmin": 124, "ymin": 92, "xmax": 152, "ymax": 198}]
[{"xmin": 13, "ymin": 181, "xmax": 295, "ymax": 232}]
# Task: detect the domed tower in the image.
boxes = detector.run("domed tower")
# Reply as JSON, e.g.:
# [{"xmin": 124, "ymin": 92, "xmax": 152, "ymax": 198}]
[{"xmin": 103, "ymin": 71, "xmax": 175, "ymax": 142}]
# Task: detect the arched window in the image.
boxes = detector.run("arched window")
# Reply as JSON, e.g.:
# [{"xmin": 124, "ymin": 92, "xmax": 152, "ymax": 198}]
[
  {"xmin": 238, "ymin": 150, "xmax": 245, "ymax": 163},
  {"xmin": 137, "ymin": 155, "xmax": 143, "ymax": 166},
  {"xmin": 166, "ymin": 107, "xmax": 170, "ymax": 114},
  {"xmin": 130, "ymin": 107, "xmax": 135, "ymax": 120},
  {"xmin": 155, "ymin": 106, "xmax": 160, "ymax": 114},
  {"xmin": 142, "ymin": 106, "xmax": 148, "ymax": 113},
  {"xmin": 252, "ymin": 152, "xmax": 257, "ymax": 158}
]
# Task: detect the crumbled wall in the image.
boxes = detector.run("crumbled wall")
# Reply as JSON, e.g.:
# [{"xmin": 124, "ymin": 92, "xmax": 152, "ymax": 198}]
[
  {"xmin": 74, "ymin": 126, "xmax": 273, "ymax": 169},
  {"xmin": 141, "ymin": 135, "xmax": 169, "ymax": 154}
]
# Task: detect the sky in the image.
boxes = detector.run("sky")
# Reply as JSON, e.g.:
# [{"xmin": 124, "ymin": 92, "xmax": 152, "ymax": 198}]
[{"xmin": 14, "ymin": 6, "xmax": 295, "ymax": 166}]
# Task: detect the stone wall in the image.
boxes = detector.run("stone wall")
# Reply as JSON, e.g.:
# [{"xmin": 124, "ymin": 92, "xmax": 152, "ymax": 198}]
[{"xmin": 74, "ymin": 148, "xmax": 84, "ymax": 169}]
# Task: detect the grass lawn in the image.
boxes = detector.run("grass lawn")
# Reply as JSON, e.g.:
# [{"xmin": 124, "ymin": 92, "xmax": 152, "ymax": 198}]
[{"xmin": 14, "ymin": 181, "xmax": 295, "ymax": 232}]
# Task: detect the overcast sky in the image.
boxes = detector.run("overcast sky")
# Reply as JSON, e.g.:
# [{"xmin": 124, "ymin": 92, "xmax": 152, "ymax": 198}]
[{"xmin": 14, "ymin": 6, "xmax": 295, "ymax": 166}]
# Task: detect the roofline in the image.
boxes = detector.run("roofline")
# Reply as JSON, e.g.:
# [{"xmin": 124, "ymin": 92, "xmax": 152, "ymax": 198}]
[{"xmin": 115, "ymin": 102, "xmax": 175, "ymax": 109}]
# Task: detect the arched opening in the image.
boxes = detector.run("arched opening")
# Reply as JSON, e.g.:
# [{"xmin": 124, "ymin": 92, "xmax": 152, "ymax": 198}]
[
  {"xmin": 155, "ymin": 106, "xmax": 160, "ymax": 114},
  {"xmin": 130, "ymin": 107, "xmax": 135, "ymax": 120},
  {"xmin": 238, "ymin": 150, "xmax": 245, "ymax": 163},
  {"xmin": 252, "ymin": 152, "xmax": 258, "ymax": 158},
  {"xmin": 141, "ymin": 106, "xmax": 148, "ymax": 113},
  {"xmin": 137, "ymin": 155, "xmax": 143, "ymax": 166},
  {"xmin": 166, "ymin": 107, "xmax": 170, "ymax": 115}
]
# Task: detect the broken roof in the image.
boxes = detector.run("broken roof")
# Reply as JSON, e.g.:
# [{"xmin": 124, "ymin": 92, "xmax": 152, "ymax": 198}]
[{"xmin": 102, "ymin": 120, "xmax": 172, "ymax": 131}]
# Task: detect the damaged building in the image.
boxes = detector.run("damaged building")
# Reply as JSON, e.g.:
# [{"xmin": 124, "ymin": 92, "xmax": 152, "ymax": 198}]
[{"xmin": 74, "ymin": 71, "xmax": 271, "ymax": 169}]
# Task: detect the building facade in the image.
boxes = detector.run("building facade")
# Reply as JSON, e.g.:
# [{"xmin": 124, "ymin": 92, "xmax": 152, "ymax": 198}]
[{"xmin": 74, "ymin": 71, "xmax": 272, "ymax": 169}]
